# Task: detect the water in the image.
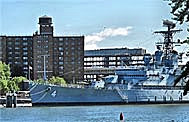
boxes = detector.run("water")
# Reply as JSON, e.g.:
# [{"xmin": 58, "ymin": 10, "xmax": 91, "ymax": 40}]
[{"xmin": 1, "ymin": 104, "xmax": 189, "ymax": 122}]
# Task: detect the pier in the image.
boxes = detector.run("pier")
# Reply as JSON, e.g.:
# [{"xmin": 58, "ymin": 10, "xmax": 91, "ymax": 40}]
[{"xmin": 0, "ymin": 91, "xmax": 32, "ymax": 108}]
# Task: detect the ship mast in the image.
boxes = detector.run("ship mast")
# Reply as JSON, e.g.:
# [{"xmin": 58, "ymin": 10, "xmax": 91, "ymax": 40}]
[
  {"xmin": 154, "ymin": 20, "xmax": 182, "ymax": 67},
  {"xmin": 154, "ymin": 20, "xmax": 182, "ymax": 56}
]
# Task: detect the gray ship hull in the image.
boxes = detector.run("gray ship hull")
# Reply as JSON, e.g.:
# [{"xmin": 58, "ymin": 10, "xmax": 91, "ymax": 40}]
[
  {"xmin": 29, "ymin": 83, "xmax": 124, "ymax": 106},
  {"xmin": 29, "ymin": 83, "xmax": 189, "ymax": 106}
]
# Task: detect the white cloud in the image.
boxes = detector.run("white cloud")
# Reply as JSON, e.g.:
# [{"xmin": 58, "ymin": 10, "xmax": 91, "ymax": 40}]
[{"xmin": 85, "ymin": 27, "xmax": 132, "ymax": 50}]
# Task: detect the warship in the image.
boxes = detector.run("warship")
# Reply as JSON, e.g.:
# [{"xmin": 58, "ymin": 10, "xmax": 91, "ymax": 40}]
[{"xmin": 29, "ymin": 20, "xmax": 189, "ymax": 106}]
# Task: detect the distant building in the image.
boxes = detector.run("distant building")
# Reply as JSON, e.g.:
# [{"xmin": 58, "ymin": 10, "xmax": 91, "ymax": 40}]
[
  {"xmin": 0, "ymin": 15, "xmax": 84, "ymax": 83},
  {"xmin": 84, "ymin": 48, "xmax": 146, "ymax": 81}
]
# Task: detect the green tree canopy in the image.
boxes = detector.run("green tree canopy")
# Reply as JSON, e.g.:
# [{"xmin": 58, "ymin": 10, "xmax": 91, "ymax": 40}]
[
  {"xmin": 0, "ymin": 61, "xmax": 27, "ymax": 94},
  {"xmin": 49, "ymin": 76, "xmax": 66, "ymax": 86},
  {"xmin": 34, "ymin": 78, "xmax": 44, "ymax": 84},
  {"xmin": 11, "ymin": 76, "xmax": 27, "ymax": 85},
  {"xmin": 0, "ymin": 61, "xmax": 11, "ymax": 80},
  {"xmin": 0, "ymin": 61, "xmax": 11, "ymax": 93},
  {"xmin": 168, "ymin": 0, "xmax": 189, "ymax": 24}
]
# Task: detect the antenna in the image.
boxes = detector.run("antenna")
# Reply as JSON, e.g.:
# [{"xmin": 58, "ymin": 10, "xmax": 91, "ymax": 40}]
[
  {"xmin": 37, "ymin": 55, "xmax": 50, "ymax": 83},
  {"xmin": 154, "ymin": 20, "xmax": 182, "ymax": 58}
]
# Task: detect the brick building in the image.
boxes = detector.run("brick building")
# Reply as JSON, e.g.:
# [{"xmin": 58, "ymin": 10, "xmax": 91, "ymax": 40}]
[{"xmin": 0, "ymin": 15, "xmax": 84, "ymax": 83}]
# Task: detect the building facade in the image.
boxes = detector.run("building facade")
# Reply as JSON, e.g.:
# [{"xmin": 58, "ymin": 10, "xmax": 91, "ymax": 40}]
[
  {"xmin": 84, "ymin": 48, "xmax": 146, "ymax": 81},
  {"xmin": 0, "ymin": 16, "xmax": 84, "ymax": 83}
]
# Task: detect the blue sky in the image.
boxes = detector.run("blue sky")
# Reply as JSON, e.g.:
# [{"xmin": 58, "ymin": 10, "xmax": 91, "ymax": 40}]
[{"xmin": 0, "ymin": 0, "xmax": 188, "ymax": 53}]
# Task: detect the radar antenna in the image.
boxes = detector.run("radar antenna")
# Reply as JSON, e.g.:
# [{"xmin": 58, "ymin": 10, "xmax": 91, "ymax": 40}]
[{"xmin": 154, "ymin": 20, "xmax": 182, "ymax": 58}]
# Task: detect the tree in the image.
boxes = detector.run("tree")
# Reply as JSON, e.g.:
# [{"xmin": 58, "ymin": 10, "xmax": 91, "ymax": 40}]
[
  {"xmin": 0, "ymin": 62, "xmax": 27, "ymax": 94},
  {"xmin": 0, "ymin": 61, "xmax": 11, "ymax": 94},
  {"xmin": 10, "ymin": 76, "xmax": 27, "ymax": 91},
  {"xmin": 49, "ymin": 76, "xmax": 66, "ymax": 86},
  {"xmin": 168, "ymin": 0, "xmax": 189, "ymax": 24},
  {"xmin": 11, "ymin": 76, "xmax": 27, "ymax": 85},
  {"xmin": 174, "ymin": 62, "xmax": 189, "ymax": 95},
  {"xmin": 34, "ymin": 78, "xmax": 44, "ymax": 84},
  {"xmin": 167, "ymin": 0, "xmax": 189, "ymax": 95}
]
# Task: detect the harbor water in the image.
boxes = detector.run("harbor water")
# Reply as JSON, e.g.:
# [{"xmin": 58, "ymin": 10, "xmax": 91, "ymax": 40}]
[{"xmin": 0, "ymin": 104, "xmax": 189, "ymax": 122}]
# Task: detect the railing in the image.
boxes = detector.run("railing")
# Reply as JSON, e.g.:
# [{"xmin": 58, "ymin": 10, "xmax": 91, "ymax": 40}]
[{"xmin": 130, "ymin": 85, "xmax": 185, "ymax": 90}]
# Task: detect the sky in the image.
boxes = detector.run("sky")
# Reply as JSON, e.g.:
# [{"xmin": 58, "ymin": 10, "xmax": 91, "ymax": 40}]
[{"xmin": 0, "ymin": 0, "xmax": 188, "ymax": 56}]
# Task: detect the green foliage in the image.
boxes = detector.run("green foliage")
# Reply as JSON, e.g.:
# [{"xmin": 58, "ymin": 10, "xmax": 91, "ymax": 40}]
[
  {"xmin": 0, "ymin": 61, "xmax": 11, "ymax": 93},
  {"xmin": 0, "ymin": 79, "xmax": 9, "ymax": 93},
  {"xmin": 49, "ymin": 76, "xmax": 66, "ymax": 86},
  {"xmin": 33, "ymin": 78, "xmax": 44, "ymax": 84},
  {"xmin": 168, "ymin": 0, "xmax": 189, "ymax": 24},
  {"xmin": 9, "ymin": 76, "xmax": 27, "ymax": 92},
  {"xmin": 0, "ymin": 62, "xmax": 27, "ymax": 94},
  {"xmin": 11, "ymin": 76, "xmax": 27, "ymax": 85},
  {"xmin": 7, "ymin": 80, "xmax": 19, "ymax": 92},
  {"xmin": 0, "ymin": 61, "xmax": 11, "ymax": 80}
]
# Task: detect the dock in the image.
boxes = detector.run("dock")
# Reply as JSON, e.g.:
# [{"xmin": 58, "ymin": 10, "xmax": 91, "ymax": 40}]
[{"xmin": 0, "ymin": 91, "xmax": 32, "ymax": 108}]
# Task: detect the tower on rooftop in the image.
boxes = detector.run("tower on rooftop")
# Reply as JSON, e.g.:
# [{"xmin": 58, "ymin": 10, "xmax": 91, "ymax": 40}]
[{"xmin": 39, "ymin": 15, "xmax": 53, "ymax": 35}]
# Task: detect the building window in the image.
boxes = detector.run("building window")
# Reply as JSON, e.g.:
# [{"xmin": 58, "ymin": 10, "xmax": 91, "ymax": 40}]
[
  {"xmin": 59, "ymin": 57, "xmax": 63, "ymax": 60},
  {"xmin": 15, "ymin": 47, "xmax": 20, "ymax": 50},
  {"xmin": 23, "ymin": 67, "xmax": 28, "ymax": 70},
  {"xmin": 23, "ymin": 62, "xmax": 28, "ymax": 65},
  {"xmin": 23, "ymin": 57, "xmax": 28, "ymax": 60},
  {"xmin": 8, "ymin": 52, "xmax": 13, "ymax": 55},
  {"xmin": 23, "ymin": 38, "xmax": 27, "ymax": 40},
  {"xmin": 15, "ymin": 62, "xmax": 21, "ymax": 65},
  {"xmin": 8, "ymin": 47, "xmax": 12, "ymax": 50},
  {"xmin": 59, "ymin": 42, "xmax": 63, "ymax": 46},
  {"xmin": 8, "ymin": 62, "xmax": 12, "ymax": 64},
  {"xmin": 23, "ymin": 47, "xmax": 28, "ymax": 50},
  {"xmin": 15, "ymin": 42, "xmax": 20, "ymax": 45},
  {"xmin": 8, "ymin": 57, "xmax": 12, "ymax": 60},
  {"xmin": 59, "ymin": 47, "xmax": 63, "ymax": 51},
  {"xmin": 15, "ymin": 52, "xmax": 20, "ymax": 55},
  {"xmin": 37, "ymin": 65, "xmax": 42, "ymax": 69},
  {"xmin": 23, "ymin": 42, "xmax": 28, "ymax": 46},
  {"xmin": 8, "ymin": 42, "xmax": 12, "ymax": 45},
  {"xmin": 15, "ymin": 38, "xmax": 20, "ymax": 41},
  {"xmin": 59, "ymin": 62, "xmax": 63, "ymax": 65},
  {"xmin": 60, "ymin": 52, "xmax": 63, "ymax": 55},
  {"xmin": 23, "ymin": 52, "xmax": 28, "ymax": 55},
  {"xmin": 59, "ymin": 66, "xmax": 64, "ymax": 70},
  {"xmin": 59, "ymin": 38, "xmax": 63, "ymax": 41}
]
